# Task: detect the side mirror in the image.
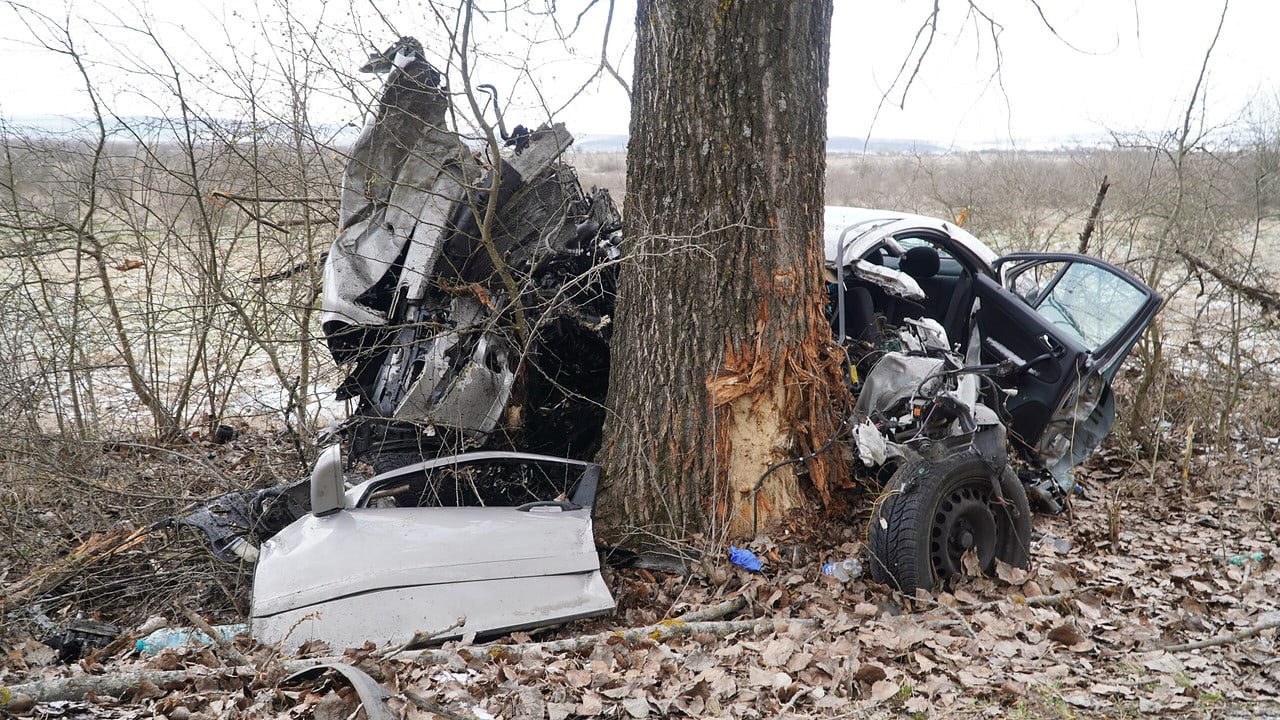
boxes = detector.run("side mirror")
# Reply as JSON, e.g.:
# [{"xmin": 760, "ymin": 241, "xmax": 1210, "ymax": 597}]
[{"xmin": 310, "ymin": 445, "xmax": 346, "ymax": 517}]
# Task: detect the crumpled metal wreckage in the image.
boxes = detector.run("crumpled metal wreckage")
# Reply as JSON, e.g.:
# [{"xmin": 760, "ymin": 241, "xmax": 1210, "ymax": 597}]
[
  {"xmin": 180, "ymin": 36, "xmax": 621, "ymax": 651},
  {"xmin": 321, "ymin": 36, "xmax": 621, "ymax": 468}
]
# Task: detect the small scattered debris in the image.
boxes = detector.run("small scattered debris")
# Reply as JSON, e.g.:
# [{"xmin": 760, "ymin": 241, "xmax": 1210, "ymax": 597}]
[{"xmin": 728, "ymin": 546, "xmax": 764, "ymax": 572}]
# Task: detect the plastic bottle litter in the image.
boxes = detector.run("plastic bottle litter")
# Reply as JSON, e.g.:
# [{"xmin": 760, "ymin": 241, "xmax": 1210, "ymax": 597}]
[
  {"xmin": 135, "ymin": 623, "xmax": 247, "ymax": 654},
  {"xmin": 821, "ymin": 558, "xmax": 864, "ymax": 582},
  {"xmin": 1225, "ymin": 552, "xmax": 1266, "ymax": 566},
  {"xmin": 221, "ymin": 536, "xmax": 260, "ymax": 563}
]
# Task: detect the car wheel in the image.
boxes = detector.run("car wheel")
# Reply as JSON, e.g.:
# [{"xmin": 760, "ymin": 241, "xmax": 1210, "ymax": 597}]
[
  {"xmin": 371, "ymin": 451, "xmax": 421, "ymax": 476},
  {"xmin": 868, "ymin": 454, "xmax": 1031, "ymax": 593}
]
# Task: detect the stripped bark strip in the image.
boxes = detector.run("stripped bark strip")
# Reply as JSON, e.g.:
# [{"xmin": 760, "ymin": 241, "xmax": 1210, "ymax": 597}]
[{"xmin": 1, "ymin": 524, "xmax": 149, "ymax": 608}]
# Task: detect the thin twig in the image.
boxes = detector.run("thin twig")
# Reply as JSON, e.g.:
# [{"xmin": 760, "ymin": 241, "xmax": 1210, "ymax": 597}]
[
  {"xmin": 402, "ymin": 689, "xmax": 483, "ymax": 720},
  {"xmin": 176, "ymin": 604, "xmax": 251, "ymax": 667},
  {"xmin": 373, "ymin": 616, "xmax": 467, "ymax": 659},
  {"xmin": 910, "ymin": 595, "xmax": 978, "ymax": 639},
  {"xmin": 1163, "ymin": 617, "xmax": 1280, "ymax": 652}
]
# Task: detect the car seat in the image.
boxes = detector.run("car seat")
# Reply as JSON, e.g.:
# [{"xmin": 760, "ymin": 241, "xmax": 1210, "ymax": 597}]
[
  {"xmin": 884, "ymin": 245, "xmax": 940, "ymax": 326},
  {"xmin": 899, "ymin": 245, "xmax": 940, "ymax": 280}
]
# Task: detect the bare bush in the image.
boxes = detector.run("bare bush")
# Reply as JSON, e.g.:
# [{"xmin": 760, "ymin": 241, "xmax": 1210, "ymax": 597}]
[{"xmin": 0, "ymin": 0, "xmax": 633, "ymax": 630}]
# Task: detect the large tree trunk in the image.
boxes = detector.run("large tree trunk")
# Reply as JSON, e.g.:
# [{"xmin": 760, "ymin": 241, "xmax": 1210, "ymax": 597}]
[{"xmin": 597, "ymin": 1, "xmax": 846, "ymax": 541}]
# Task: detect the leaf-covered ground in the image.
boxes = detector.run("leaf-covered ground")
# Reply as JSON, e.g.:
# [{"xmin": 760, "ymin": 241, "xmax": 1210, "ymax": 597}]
[{"xmin": 2, "ymin": 444, "xmax": 1278, "ymax": 719}]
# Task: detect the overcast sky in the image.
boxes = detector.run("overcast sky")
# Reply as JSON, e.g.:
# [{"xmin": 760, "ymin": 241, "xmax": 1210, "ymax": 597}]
[{"xmin": 1, "ymin": 1, "xmax": 1276, "ymax": 148}]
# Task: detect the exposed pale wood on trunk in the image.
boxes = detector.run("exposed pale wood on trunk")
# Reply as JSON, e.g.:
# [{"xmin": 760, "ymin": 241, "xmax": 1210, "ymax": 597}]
[{"xmin": 598, "ymin": 1, "xmax": 845, "ymax": 540}]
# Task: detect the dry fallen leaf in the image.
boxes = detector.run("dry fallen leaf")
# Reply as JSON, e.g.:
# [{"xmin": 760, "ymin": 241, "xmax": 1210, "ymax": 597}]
[
  {"xmin": 904, "ymin": 695, "xmax": 930, "ymax": 713},
  {"xmin": 622, "ymin": 695, "xmax": 650, "ymax": 718},
  {"xmin": 995, "ymin": 560, "xmax": 1030, "ymax": 585},
  {"xmin": 1061, "ymin": 690, "xmax": 1101, "ymax": 708},
  {"xmin": 576, "ymin": 692, "xmax": 604, "ymax": 716},
  {"xmin": 1047, "ymin": 623, "xmax": 1087, "ymax": 646},
  {"xmin": 854, "ymin": 663, "xmax": 887, "ymax": 684},
  {"xmin": 870, "ymin": 679, "xmax": 900, "ymax": 702},
  {"xmin": 760, "ymin": 638, "xmax": 796, "ymax": 667}
]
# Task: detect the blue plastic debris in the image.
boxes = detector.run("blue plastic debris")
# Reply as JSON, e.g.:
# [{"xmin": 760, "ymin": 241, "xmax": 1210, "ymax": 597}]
[
  {"xmin": 1226, "ymin": 552, "xmax": 1266, "ymax": 566},
  {"xmin": 728, "ymin": 546, "xmax": 763, "ymax": 572}
]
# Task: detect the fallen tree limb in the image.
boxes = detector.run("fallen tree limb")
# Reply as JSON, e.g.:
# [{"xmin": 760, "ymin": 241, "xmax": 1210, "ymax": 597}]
[
  {"xmin": 1013, "ymin": 592, "xmax": 1076, "ymax": 608},
  {"xmin": 1, "ymin": 665, "xmax": 252, "ymax": 706},
  {"xmin": 1, "ymin": 616, "xmax": 819, "ymax": 705},
  {"xmin": 674, "ymin": 596, "xmax": 747, "ymax": 623},
  {"xmin": 967, "ymin": 591, "xmax": 1075, "ymax": 611},
  {"xmin": 1178, "ymin": 248, "xmax": 1280, "ymax": 316},
  {"xmin": 0, "ymin": 656, "xmax": 368, "ymax": 705},
  {"xmin": 1163, "ymin": 616, "xmax": 1280, "ymax": 652}
]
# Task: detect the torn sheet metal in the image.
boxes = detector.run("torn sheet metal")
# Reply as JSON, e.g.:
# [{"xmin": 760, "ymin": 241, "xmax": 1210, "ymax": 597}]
[
  {"xmin": 318, "ymin": 37, "xmax": 621, "ymax": 464},
  {"xmin": 851, "ymin": 259, "xmax": 926, "ymax": 301},
  {"xmin": 250, "ymin": 451, "xmax": 614, "ymax": 652},
  {"xmin": 285, "ymin": 663, "xmax": 396, "ymax": 720},
  {"xmin": 322, "ymin": 37, "xmax": 475, "ymax": 335},
  {"xmin": 853, "ymin": 352, "xmax": 947, "ymax": 422},
  {"xmin": 853, "ymin": 419, "xmax": 888, "ymax": 466}
]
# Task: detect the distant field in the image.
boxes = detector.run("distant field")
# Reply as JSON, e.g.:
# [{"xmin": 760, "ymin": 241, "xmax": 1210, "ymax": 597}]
[{"xmin": 3, "ymin": 141, "xmax": 1278, "ymax": 451}]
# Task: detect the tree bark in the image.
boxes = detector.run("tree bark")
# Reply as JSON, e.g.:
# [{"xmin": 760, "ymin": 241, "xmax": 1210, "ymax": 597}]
[{"xmin": 598, "ymin": 0, "xmax": 845, "ymax": 541}]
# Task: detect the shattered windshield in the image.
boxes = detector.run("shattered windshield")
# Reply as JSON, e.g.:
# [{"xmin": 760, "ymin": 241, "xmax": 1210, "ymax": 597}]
[{"xmin": 1033, "ymin": 261, "xmax": 1148, "ymax": 350}]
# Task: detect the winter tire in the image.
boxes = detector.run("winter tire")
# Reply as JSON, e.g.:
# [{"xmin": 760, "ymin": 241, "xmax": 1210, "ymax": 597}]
[{"xmin": 868, "ymin": 453, "xmax": 1031, "ymax": 593}]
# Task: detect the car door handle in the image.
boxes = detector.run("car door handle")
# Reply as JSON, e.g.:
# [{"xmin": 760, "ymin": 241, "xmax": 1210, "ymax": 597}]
[{"xmin": 1038, "ymin": 334, "xmax": 1066, "ymax": 357}]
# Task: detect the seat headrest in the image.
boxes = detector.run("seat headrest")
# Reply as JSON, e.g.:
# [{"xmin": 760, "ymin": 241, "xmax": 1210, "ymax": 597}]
[{"xmin": 900, "ymin": 245, "xmax": 940, "ymax": 279}]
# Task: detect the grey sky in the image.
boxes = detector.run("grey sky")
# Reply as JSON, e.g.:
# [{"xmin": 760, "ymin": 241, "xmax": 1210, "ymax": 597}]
[{"xmin": 1, "ymin": 1, "xmax": 1275, "ymax": 147}]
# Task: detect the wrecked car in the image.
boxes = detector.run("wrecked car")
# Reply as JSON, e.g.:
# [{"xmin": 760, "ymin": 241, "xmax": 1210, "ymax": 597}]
[
  {"xmin": 824, "ymin": 207, "xmax": 1161, "ymax": 592},
  {"xmin": 184, "ymin": 36, "xmax": 1161, "ymax": 650},
  {"xmin": 222, "ymin": 37, "xmax": 621, "ymax": 650},
  {"xmin": 320, "ymin": 36, "xmax": 619, "ymax": 472}
]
